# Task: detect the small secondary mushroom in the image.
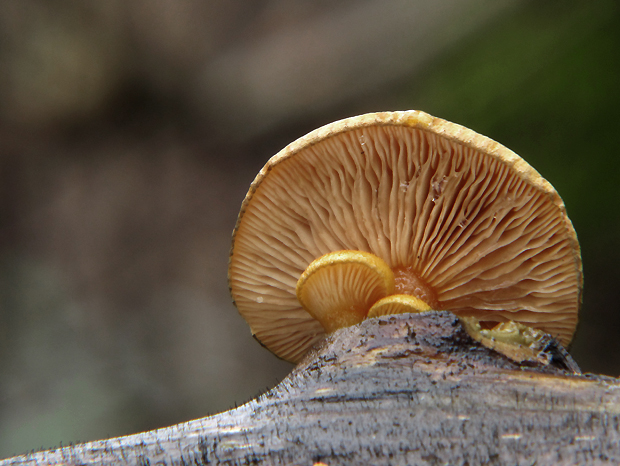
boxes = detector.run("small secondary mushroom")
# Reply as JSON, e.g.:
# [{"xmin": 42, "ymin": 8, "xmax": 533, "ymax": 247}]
[
  {"xmin": 296, "ymin": 250, "xmax": 395, "ymax": 333},
  {"xmin": 229, "ymin": 111, "xmax": 582, "ymax": 363}
]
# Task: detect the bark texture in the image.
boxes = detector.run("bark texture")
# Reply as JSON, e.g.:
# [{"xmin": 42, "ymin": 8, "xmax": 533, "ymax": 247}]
[{"xmin": 2, "ymin": 312, "xmax": 620, "ymax": 465}]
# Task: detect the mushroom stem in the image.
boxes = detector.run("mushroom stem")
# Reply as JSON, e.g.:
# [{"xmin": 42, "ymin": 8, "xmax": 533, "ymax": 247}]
[
  {"xmin": 392, "ymin": 266, "xmax": 439, "ymax": 309},
  {"xmin": 296, "ymin": 250, "xmax": 395, "ymax": 333}
]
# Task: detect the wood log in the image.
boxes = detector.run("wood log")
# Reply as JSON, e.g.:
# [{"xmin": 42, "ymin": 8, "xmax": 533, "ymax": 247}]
[{"xmin": 2, "ymin": 311, "xmax": 619, "ymax": 465}]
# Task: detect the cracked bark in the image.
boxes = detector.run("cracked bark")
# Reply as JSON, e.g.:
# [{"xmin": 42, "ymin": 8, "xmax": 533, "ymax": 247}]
[{"xmin": 2, "ymin": 311, "xmax": 619, "ymax": 466}]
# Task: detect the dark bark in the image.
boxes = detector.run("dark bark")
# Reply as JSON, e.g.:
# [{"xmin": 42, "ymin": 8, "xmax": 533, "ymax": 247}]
[{"xmin": 2, "ymin": 312, "xmax": 619, "ymax": 465}]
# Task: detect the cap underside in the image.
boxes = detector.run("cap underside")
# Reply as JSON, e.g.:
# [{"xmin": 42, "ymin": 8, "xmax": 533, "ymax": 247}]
[{"xmin": 229, "ymin": 111, "xmax": 582, "ymax": 363}]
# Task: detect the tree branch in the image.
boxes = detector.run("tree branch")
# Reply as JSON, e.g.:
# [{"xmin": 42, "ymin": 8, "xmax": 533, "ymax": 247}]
[{"xmin": 2, "ymin": 312, "xmax": 619, "ymax": 465}]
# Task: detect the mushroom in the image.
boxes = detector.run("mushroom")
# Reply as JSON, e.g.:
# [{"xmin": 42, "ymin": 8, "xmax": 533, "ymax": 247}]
[
  {"xmin": 296, "ymin": 250, "xmax": 395, "ymax": 334},
  {"xmin": 229, "ymin": 111, "xmax": 582, "ymax": 363}
]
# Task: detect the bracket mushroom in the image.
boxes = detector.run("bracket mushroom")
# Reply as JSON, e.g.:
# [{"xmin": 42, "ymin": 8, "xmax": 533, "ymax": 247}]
[{"xmin": 228, "ymin": 111, "xmax": 583, "ymax": 363}]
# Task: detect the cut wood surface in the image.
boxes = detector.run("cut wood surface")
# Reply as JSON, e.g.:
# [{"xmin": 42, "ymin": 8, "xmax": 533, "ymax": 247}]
[{"xmin": 3, "ymin": 312, "xmax": 619, "ymax": 465}]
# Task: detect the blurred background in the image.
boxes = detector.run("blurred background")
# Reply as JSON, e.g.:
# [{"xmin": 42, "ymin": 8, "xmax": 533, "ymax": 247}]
[{"xmin": 0, "ymin": 0, "xmax": 618, "ymax": 457}]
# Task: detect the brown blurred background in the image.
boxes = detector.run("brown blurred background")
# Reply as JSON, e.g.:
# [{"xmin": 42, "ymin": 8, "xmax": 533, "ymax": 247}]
[{"xmin": 1, "ymin": 0, "xmax": 619, "ymax": 457}]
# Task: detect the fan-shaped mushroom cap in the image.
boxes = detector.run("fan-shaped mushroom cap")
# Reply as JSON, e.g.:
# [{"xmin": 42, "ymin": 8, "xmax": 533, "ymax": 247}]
[
  {"xmin": 296, "ymin": 250, "xmax": 395, "ymax": 334},
  {"xmin": 229, "ymin": 111, "xmax": 582, "ymax": 363},
  {"xmin": 367, "ymin": 294, "xmax": 432, "ymax": 318}
]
